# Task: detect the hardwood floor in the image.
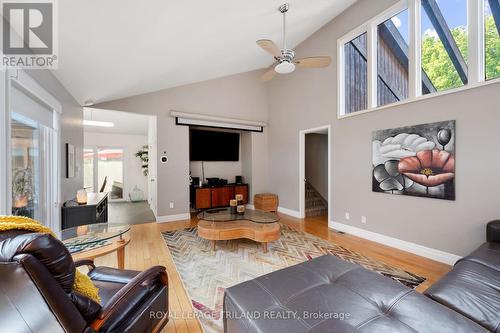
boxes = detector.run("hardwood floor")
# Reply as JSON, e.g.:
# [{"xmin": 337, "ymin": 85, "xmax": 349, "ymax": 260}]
[{"xmin": 93, "ymin": 213, "xmax": 451, "ymax": 333}]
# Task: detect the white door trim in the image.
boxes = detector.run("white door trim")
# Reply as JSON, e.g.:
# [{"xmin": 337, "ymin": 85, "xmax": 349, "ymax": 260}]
[
  {"xmin": 299, "ymin": 125, "xmax": 331, "ymax": 222},
  {"xmin": 147, "ymin": 115, "xmax": 158, "ymax": 217}
]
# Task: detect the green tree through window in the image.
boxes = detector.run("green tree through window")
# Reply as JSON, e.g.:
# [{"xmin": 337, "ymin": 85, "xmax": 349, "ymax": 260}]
[
  {"xmin": 421, "ymin": 26, "xmax": 468, "ymax": 91},
  {"xmin": 485, "ymin": 15, "xmax": 500, "ymax": 80},
  {"xmin": 422, "ymin": 16, "xmax": 500, "ymax": 90}
]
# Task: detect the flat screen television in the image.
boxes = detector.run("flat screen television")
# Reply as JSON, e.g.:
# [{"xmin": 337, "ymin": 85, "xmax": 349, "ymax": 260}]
[{"xmin": 190, "ymin": 129, "xmax": 240, "ymax": 161}]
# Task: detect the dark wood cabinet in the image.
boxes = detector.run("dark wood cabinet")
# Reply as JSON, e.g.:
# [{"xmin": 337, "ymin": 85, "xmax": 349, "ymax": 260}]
[
  {"xmin": 211, "ymin": 186, "xmax": 235, "ymax": 207},
  {"xmin": 192, "ymin": 184, "xmax": 248, "ymax": 210},
  {"xmin": 195, "ymin": 188, "xmax": 212, "ymax": 209},
  {"xmin": 234, "ymin": 185, "xmax": 249, "ymax": 204}
]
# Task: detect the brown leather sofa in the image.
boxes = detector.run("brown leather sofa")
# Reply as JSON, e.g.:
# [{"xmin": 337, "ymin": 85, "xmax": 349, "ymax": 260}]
[
  {"xmin": 0, "ymin": 229, "xmax": 169, "ymax": 333},
  {"xmin": 223, "ymin": 221, "xmax": 500, "ymax": 332}
]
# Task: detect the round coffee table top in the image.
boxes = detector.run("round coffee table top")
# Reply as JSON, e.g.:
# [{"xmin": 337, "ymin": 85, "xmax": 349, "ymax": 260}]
[
  {"xmin": 198, "ymin": 208, "xmax": 279, "ymax": 224},
  {"xmin": 60, "ymin": 223, "xmax": 130, "ymax": 254}
]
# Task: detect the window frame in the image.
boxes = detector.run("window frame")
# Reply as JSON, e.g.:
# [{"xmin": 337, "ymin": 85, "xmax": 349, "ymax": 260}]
[
  {"xmin": 0, "ymin": 69, "xmax": 62, "ymax": 232},
  {"xmin": 338, "ymin": 0, "xmax": 498, "ymax": 119}
]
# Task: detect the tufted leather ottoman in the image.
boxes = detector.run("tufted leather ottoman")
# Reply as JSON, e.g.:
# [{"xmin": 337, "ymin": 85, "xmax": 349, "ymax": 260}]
[{"xmin": 223, "ymin": 255, "xmax": 487, "ymax": 333}]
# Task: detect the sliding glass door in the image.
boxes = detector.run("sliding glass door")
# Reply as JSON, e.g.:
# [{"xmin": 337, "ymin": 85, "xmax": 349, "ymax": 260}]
[
  {"xmin": 10, "ymin": 114, "xmax": 41, "ymax": 219},
  {"xmin": 84, "ymin": 147, "xmax": 124, "ymax": 200},
  {"xmin": 8, "ymin": 83, "xmax": 59, "ymax": 227}
]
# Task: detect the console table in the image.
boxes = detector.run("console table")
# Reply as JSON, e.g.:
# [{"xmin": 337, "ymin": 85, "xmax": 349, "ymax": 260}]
[
  {"xmin": 191, "ymin": 184, "xmax": 248, "ymax": 210},
  {"xmin": 61, "ymin": 193, "xmax": 108, "ymax": 230}
]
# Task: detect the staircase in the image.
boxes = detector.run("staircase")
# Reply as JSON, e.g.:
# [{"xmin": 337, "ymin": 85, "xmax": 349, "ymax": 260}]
[{"xmin": 305, "ymin": 181, "xmax": 328, "ymax": 217}]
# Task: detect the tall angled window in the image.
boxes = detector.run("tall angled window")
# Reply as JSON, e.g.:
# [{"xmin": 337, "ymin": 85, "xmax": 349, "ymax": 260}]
[
  {"xmin": 421, "ymin": 0, "xmax": 468, "ymax": 94},
  {"xmin": 485, "ymin": 0, "xmax": 500, "ymax": 80},
  {"xmin": 344, "ymin": 33, "xmax": 368, "ymax": 114},
  {"xmin": 377, "ymin": 9, "xmax": 409, "ymax": 107}
]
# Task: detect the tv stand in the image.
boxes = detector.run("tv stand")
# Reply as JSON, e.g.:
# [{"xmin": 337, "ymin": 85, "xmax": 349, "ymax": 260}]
[{"xmin": 191, "ymin": 184, "xmax": 248, "ymax": 210}]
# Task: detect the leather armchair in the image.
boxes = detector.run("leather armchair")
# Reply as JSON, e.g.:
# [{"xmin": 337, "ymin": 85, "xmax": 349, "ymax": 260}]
[
  {"xmin": 487, "ymin": 220, "xmax": 500, "ymax": 243},
  {"xmin": 0, "ymin": 229, "xmax": 168, "ymax": 333}
]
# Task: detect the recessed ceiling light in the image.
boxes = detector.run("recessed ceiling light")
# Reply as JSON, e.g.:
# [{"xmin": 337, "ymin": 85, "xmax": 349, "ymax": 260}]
[{"xmin": 83, "ymin": 120, "xmax": 114, "ymax": 127}]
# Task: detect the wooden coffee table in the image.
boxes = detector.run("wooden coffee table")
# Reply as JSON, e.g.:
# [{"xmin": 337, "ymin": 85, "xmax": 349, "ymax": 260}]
[
  {"xmin": 197, "ymin": 208, "xmax": 280, "ymax": 252},
  {"xmin": 61, "ymin": 223, "xmax": 131, "ymax": 269}
]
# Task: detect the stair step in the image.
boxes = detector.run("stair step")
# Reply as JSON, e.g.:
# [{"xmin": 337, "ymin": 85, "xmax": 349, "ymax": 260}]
[
  {"xmin": 306, "ymin": 197, "xmax": 324, "ymax": 203},
  {"xmin": 306, "ymin": 208, "xmax": 328, "ymax": 217},
  {"xmin": 306, "ymin": 205, "xmax": 327, "ymax": 211},
  {"xmin": 305, "ymin": 182, "xmax": 327, "ymax": 217}
]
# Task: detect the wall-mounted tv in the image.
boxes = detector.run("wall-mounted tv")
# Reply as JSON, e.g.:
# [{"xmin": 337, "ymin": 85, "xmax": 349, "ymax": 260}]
[{"xmin": 190, "ymin": 129, "xmax": 240, "ymax": 161}]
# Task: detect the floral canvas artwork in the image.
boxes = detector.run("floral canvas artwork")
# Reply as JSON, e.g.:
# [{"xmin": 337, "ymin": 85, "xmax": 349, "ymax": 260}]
[{"xmin": 372, "ymin": 120, "xmax": 455, "ymax": 200}]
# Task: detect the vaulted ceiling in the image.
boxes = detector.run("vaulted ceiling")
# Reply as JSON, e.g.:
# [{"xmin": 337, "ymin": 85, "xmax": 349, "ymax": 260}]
[{"xmin": 54, "ymin": 0, "xmax": 357, "ymax": 105}]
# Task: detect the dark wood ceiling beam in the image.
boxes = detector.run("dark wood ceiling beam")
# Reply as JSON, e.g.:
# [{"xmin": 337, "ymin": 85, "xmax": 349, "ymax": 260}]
[
  {"xmin": 488, "ymin": 0, "xmax": 500, "ymax": 36},
  {"xmin": 422, "ymin": 0, "xmax": 468, "ymax": 84},
  {"xmin": 350, "ymin": 38, "xmax": 405, "ymax": 101},
  {"xmin": 348, "ymin": 24, "xmax": 437, "ymax": 100},
  {"xmin": 379, "ymin": 21, "xmax": 436, "ymax": 94}
]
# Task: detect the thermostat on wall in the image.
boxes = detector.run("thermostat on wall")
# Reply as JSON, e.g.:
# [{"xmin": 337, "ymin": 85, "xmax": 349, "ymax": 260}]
[{"xmin": 161, "ymin": 152, "xmax": 168, "ymax": 164}]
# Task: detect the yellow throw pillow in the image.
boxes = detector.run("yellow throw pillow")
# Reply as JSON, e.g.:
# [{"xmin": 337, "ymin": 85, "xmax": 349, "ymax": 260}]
[
  {"xmin": 0, "ymin": 215, "xmax": 101, "ymax": 303},
  {"xmin": 73, "ymin": 269, "xmax": 101, "ymax": 303}
]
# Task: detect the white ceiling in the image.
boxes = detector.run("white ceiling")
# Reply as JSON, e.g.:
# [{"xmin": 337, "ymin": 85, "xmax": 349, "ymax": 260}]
[
  {"xmin": 83, "ymin": 108, "xmax": 150, "ymax": 135},
  {"xmin": 54, "ymin": 0, "xmax": 356, "ymax": 106}
]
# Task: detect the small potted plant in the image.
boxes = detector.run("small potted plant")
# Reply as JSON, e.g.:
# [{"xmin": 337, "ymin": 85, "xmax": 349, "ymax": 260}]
[
  {"xmin": 12, "ymin": 168, "xmax": 35, "ymax": 215},
  {"xmin": 135, "ymin": 145, "xmax": 149, "ymax": 176}
]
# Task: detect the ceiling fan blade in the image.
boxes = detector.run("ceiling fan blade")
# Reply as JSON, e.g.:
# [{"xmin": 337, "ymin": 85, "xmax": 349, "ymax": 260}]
[
  {"xmin": 294, "ymin": 56, "xmax": 332, "ymax": 68},
  {"xmin": 261, "ymin": 66, "xmax": 277, "ymax": 82},
  {"xmin": 256, "ymin": 39, "xmax": 282, "ymax": 58}
]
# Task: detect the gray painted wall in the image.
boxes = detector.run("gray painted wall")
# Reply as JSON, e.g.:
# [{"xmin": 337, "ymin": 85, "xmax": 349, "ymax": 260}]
[
  {"xmin": 305, "ymin": 134, "xmax": 328, "ymax": 200},
  {"xmin": 267, "ymin": 0, "xmax": 500, "ymax": 256},
  {"xmin": 96, "ymin": 71, "xmax": 269, "ymax": 216},
  {"xmin": 27, "ymin": 70, "xmax": 83, "ymax": 202},
  {"xmin": 88, "ymin": 0, "xmax": 500, "ymax": 256}
]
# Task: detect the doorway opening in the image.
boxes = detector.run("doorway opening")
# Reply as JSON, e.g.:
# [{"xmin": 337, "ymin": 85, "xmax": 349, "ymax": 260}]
[
  {"xmin": 299, "ymin": 125, "xmax": 331, "ymax": 224},
  {"xmin": 83, "ymin": 108, "xmax": 157, "ymax": 222}
]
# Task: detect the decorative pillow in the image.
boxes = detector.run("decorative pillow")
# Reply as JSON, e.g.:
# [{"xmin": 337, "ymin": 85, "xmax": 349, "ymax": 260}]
[{"xmin": 0, "ymin": 215, "xmax": 101, "ymax": 304}]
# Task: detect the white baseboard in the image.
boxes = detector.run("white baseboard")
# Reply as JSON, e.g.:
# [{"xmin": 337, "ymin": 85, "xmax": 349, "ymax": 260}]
[
  {"xmin": 157, "ymin": 213, "xmax": 191, "ymax": 223},
  {"xmin": 330, "ymin": 221, "xmax": 461, "ymax": 266},
  {"xmin": 278, "ymin": 206, "xmax": 302, "ymax": 218}
]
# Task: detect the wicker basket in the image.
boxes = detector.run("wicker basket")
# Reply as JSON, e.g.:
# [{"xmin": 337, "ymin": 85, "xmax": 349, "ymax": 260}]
[{"xmin": 253, "ymin": 193, "xmax": 279, "ymax": 212}]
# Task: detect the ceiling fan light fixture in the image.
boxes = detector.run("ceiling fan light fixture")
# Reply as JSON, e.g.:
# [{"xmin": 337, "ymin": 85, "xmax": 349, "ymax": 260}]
[
  {"xmin": 275, "ymin": 60, "xmax": 295, "ymax": 74},
  {"xmin": 257, "ymin": 3, "xmax": 331, "ymax": 82}
]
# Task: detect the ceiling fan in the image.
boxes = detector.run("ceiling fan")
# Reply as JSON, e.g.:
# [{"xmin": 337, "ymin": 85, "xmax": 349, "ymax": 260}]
[{"xmin": 257, "ymin": 3, "xmax": 332, "ymax": 82}]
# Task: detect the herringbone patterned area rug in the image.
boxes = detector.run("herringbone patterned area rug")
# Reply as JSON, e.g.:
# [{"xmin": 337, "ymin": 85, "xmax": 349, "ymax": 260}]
[{"xmin": 161, "ymin": 224, "xmax": 425, "ymax": 333}]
